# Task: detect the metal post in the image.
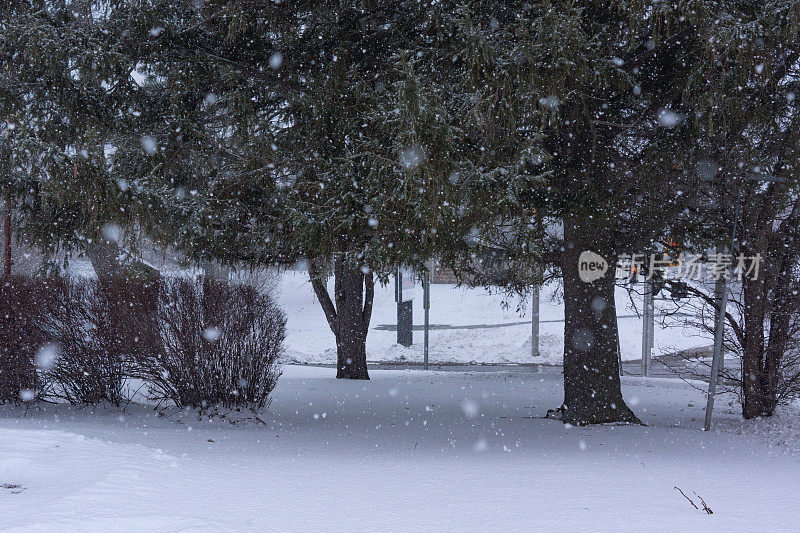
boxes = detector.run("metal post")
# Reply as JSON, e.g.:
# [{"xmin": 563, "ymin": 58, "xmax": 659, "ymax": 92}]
[
  {"xmin": 641, "ymin": 283, "xmax": 646, "ymax": 376},
  {"xmin": 650, "ymin": 301, "xmax": 655, "ymax": 350},
  {"xmin": 423, "ymin": 270, "xmax": 430, "ymax": 370},
  {"xmin": 396, "ymin": 269, "xmax": 413, "ymax": 347},
  {"xmin": 641, "ymin": 280, "xmax": 653, "ymax": 376},
  {"xmin": 705, "ymin": 187, "xmax": 743, "ymax": 431},
  {"xmin": 713, "ymin": 257, "xmax": 725, "ymax": 373},
  {"xmin": 531, "ymin": 284, "xmax": 540, "ymax": 359},
  {"xmin": 704, "ymin": 274, "xmax": 729, "ymax": 431}
]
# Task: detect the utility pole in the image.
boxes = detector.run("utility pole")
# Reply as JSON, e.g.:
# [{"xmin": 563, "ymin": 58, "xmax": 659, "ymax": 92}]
[
  {"xmin": 705, "ymin": 261, "xmax": 731, "ymax": 431},
  {"xmin": 713, "ymin": 249, "xmax": 726, "ymax": 373}
]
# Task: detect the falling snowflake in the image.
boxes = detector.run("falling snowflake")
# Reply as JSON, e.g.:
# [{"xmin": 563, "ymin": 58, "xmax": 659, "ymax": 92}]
[
  {"xmin": 460, "ymin": 399, "xmax": 479, "ymax": 418},
  {"xmin": 539, "ymin": 95, "xmax": 560, "ymax": 109},
  {"xmin": 656, "ymin": 108, "xmax": 682, "ymax": 128},
  {"xmin": 203, "ymin": 326, "xmax": 221, "ymax": 342},
  {"xmin": 35, "ymin": 343, "xmax": 61, "ymax": 370},
  {"xmin": 101, "ymin": 222, "xmax": 122, "ymax": 242},
  {"xmin": 399, "ymin": 146, "xmax": 425, "ymax": 170},
  {"xmin": 140, "ymin": 135, "xmax": 158, "ymax": 155},
  {"xmin": 19, "ymin": 389, "xmax": 35, "ymax": 402}
]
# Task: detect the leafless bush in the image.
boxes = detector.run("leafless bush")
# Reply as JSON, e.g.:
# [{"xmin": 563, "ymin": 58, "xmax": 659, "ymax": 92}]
[
  {"xmin": 2, "ymin": 275, "xmax": 285, "ymax": 410},
  {"xmin": 133, "ymin": 277, "xmax": 285, "ymax": 410},
  {"xmin": 0, "ymin": 275, "xmax": 157, "ymax": 406},
  {"xmin": 660, "ymin": 274, "xmax": 800, "ymax": 410},
  {"xmin": 0, "ymin": 276, "xmax": 61, "ymax": 402},
  {"xmin": 229, "ymin": 267, "xmax": 280, "ymax": 297},
  {"xmin": 40, "ymin": 278, "xmax": 159, "ymax": 406}
]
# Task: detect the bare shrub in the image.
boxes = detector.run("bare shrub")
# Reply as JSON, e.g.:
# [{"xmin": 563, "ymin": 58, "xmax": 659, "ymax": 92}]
[
  {"xmin": 134, "ymin": 277, "xmax": 285, "ymax": 410},
  {"xmin": 229, "ymin": 267, "xmax": 280, "ymax": 296},
  {"xmin": 40, "ymin": 278, "xmax": 159, "ymax": 406},
  {"xmin": 0, "ymin": 276, "xmax": 61, "ymax": 402},
  {"xmin": 2, "ymin": 274, "xmax": 284, "ymax": 410},
  {"xmin": 663, "ymin": 270, "xmax": 800, "ymax": 412}
]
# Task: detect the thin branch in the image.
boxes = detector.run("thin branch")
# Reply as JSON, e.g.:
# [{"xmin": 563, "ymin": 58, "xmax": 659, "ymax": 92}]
[
  {"xmin": 308, "ymin": 258, "xmax": 337, "ymax": 334},
  {"xmin": 362, "ymin": 271, "xmax": 374, "ymax": 329},
  {"xmin": 674, "ymin": 486, "xmax": 699, "ymax": 510}
]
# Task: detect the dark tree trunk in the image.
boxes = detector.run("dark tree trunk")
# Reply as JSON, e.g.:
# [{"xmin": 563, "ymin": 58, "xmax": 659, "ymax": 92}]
[
  {"xmin": 742, "ymin": 276, "xmax": 769, "ymax": 418},
  {"xmin": 559, "ymin": 216, "xmax": 640, "ymax": 425},
  {"xmin": 200, "ymin": 259, "xmax": 230, "ymax": 283},
  {"xmin": 309, "ymin": 256, "xmax": 374, "ymax": 380},
  {"xmin": 1, "ymin": 142, "xmax": 10, "ymax": 279},
  {"xmin": 761, "ymin": 255, "xmax": 794, "ymax": 416},
  {"xmin": 333, "ymin": 259, "xmax": 371, "ymax": 379},
  {"xmin": 87, "ymin": 240, "xmax": 160, "ymax": 283},
  {"xmin": 762, "ymin": 315, "xmax": 787, "ymax": 416},
  {"xmin": 741, "ymin": 247, "xmax": 793, "ymax": 418},
  {"xmin": 87, "ymin": 240, "xmax": 125, "ymax": 282},
  {"xmin": 87, "ymin": 239, "xmax": 161, "ymax": 362},
  {"xmin": 2, "ymin": 199, "xmax": 10, "ymax": 279}
]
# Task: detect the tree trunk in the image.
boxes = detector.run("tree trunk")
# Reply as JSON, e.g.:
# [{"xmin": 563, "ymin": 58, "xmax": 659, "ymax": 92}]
[
  {"xmin": 1, "ymin": 142, "xmax": 10, "ymax": 279},
  {"xmin": 309, "ymin": 257, "xmax": 374, "ymax": 380},
  {"xmin": 200, "ymin": 259, "xmax": 231, "ymax": 283},
  {"xmin": 87, "ymin": 239, "xmax": 159, "ymax": 283},
  {"xmin": 87, "ymin": 240, "xmax": 125, "ymax": 282},
  {"xmin": 559, "ymin": 216, "xmax": 640, "ymax": 425},
  {"xmin": 2, "ymin": 196, "xmax": 11, "ymax": 279},
  {"xmin": 757, "ymin": 251, "xmax": 794, "ymax": 417},
  {"xmin": 87, "ymin": 239, "xmax": 160, "ymax": 362},
  {"xmin": 762, "ymin": 310, "xmax": 788, "ymax": 416},
  {"xmin": 742, "ymin": 276, "xmax": 769, "ymax": 418}
]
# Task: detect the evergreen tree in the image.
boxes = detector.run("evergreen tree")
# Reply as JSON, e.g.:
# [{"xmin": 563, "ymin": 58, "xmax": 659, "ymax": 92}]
[
  {"xmin": 673, "ymin": 1, "xmax": 800, "ymax": 418},
  {"xmin": 449, "ymin": 1, "xmax": 797, "ymax": 424},
  {"xmin": 0, "ymin": 1, "xmax": 161, "ymax": 278},
  {"xmin": 102, "ymin": 1, "xmax": 472, "ymax": 379},
  {"xmin": 8, "ymin": 0, "xmax": 796, "ymax": 417}
]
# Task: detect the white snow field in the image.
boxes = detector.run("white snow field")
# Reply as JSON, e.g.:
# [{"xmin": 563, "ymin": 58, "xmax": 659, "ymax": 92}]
[
  {"xmin": 276, "ymin": 271, "xmax": 708, "ymax": 366},
  {"xmin": 2, "ymin": 365, "xmax": 800, "ymax": 532}
]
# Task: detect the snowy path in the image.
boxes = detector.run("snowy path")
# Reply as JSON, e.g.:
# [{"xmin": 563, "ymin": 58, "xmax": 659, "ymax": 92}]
[{"xmin": 2, "ymin": 366, "xmax": 799, "ymax": 532}]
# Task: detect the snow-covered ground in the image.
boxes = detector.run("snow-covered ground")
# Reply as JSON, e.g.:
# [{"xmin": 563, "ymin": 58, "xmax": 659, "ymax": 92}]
[
  {"xmin": 276, "ymin": 271, "xmax": 709, "ymax": 366},
  {"xmin": 2, "ymin": 366, "xmax": 799, "ymax": 532}
]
